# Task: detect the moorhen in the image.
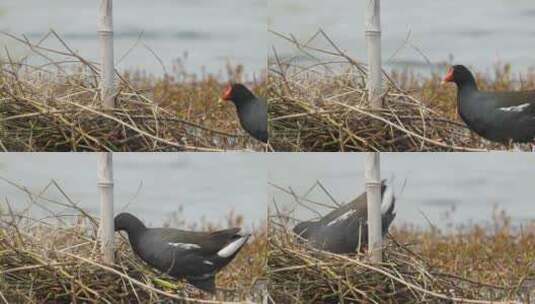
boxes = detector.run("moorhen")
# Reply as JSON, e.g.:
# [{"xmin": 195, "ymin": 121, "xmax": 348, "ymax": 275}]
[
  {"xmin": 114, "ymin": 213, "xmax": 250, "ymax": 292},
  {"xmin": 293, "ymin": 181, "xmax": 396, "ymax": 254},
  {"xmin": 443, "ymin": 65, "xmax": 535, "ymax": 144},
  {"xmin": 221, "ymin": 83, "xmax": 268, "ymax": 143}
]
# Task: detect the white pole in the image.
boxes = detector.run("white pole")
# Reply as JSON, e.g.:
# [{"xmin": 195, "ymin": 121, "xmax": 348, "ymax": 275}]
[
  {"xmin": 365, "ymin": 0, "xmax": 383, "ymax": 108},
  {"xmin": 365, "ymin": 152, "xmax": 382, "ymax": 262},
  {"xmin": 98, "ymin": 0, "xmax": 115, "ymax": 109},
  {"xmin": 98, "ymin": 0, "xmax": 115, "ymax": 263},
  {"xmin": 98, "ymin": 153, "xmax": 114, "ymax": 263}
]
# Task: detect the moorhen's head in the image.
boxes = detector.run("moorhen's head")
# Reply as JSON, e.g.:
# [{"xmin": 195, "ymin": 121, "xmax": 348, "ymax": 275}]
[
  {"xmin": 114, "ymin": 212, "xmax": 146, "ymax": 233},
  {"xmin": 293, "ymin": 222, "xmax": 313, "ymax": 238},
  {"xmin": 221, "ymin": 83, "xmax": 256, "ymax": 105},
  {"xmin": 443, "ymin": 65, "xmax": 477, "ymax": 88}
]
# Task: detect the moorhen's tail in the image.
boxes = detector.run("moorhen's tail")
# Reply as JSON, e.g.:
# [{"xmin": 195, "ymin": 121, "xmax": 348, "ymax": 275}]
[{"xmin": 217, "ymin": 233, "xmax": 250, "ymax": 258}]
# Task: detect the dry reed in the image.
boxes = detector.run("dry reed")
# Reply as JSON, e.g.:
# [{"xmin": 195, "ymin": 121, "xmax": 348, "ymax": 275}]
[{"xmin": 0, "ymin": 30, "xmax": 267, "ymax": 152}]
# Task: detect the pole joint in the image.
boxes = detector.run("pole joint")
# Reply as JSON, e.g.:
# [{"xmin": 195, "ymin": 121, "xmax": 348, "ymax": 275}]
[{"xmin": 98, "ymin": 181, "xmax": 114, "ymax": 187}]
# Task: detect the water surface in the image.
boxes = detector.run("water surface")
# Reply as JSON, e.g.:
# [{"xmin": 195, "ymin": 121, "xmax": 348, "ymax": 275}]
[
  {"xmin": 0, "ymin": 0, "xmax": 266, "ymax": 77},
  {"xmin": 269, "ymin": 0, "xmax": 535, "ymax": 75},
  {"xmin": 0, "ymin": 153, "xmax": 267, "ymax": 231},
  {"xmin": 268, "ymin": 153, "xmax": 535, "ymax": 230}
]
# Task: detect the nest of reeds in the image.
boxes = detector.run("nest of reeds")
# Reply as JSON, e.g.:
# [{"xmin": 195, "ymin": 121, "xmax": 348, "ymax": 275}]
[
  {"xmin": 0, "ymin": 179, "xmax": 267, "ymax": 303},
  {"xmin": 268, "ymin": 182, "xmax": 535, "ymax": 303},
  {"xmin": 0, "ymin": 30, "xmax": 266, "ymax": 152},
  {"xmin": 268, "ymin": 30, "xmax": 513, "ymax": 152}
]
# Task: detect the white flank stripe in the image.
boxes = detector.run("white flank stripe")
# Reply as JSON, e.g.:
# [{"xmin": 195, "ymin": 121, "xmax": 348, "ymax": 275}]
[
  {"xmin": 168, "ymin": 242, "xmax": 201, "ymax": 250},
  {"xmin": 217, "ymin": 236, "xmax": 248, "ymax": 258},
  {"xmin": 203, "ymin": 260, "xmax": 214, "ymax": 266},
  {"xmin": 498, "ymin": 103, "xmax": 530, "ymax": 112},
  {"xmin": 327, "ymin": 210, "xmax": 355, "ymax": 226},
  {"xmin": 381, "ymin": 185, "xmax": 394, "ymax": 215}
]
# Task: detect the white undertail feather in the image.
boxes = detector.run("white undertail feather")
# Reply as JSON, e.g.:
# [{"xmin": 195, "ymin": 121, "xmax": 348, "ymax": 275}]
[
  {"xmin": 380, "ymin": 184, "xmax": 394, "ymax": 215},
  {"xmin": 217, "ymin": 235, "xmax": 249, "ymax": 258}
]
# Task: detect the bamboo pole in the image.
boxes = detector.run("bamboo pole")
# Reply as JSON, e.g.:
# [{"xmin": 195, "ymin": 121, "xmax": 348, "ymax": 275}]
[
  {"xmin": 98, "ymin": 0, "xmax": 115, "ymax": 109},
  {"xmin": 98, "ymin": 0, "xmax": 115, "ymax": 264},
  {"xmin": 365, "ymin": 152, "xmax": 382, "ymax": 262},
  {"xmin": 97, "ymin": 153, "xmax": 114, "ymax": 263},
  {"xmin": 365, "ymin": 0, "xmax": 383, "ymax": 108}
]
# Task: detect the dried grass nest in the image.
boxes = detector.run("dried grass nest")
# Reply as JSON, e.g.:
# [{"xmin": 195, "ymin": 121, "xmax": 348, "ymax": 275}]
[{"xmin": 0, "ymin": 30, "xmax": 265, "ymax": 152}]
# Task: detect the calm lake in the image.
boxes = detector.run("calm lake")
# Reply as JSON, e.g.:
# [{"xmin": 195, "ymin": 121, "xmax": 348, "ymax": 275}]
[
  {"xmin": 0, "ymin": 0, "xmax": 266, "ymax": 77},
  {"xmin": 268, "ymin": 153, "xmax": 535, "ymax": 230},
  {"xmin": 2, "ymin": 153, "xmax": 532, "ymax": 231},
  {"xmin": 269, "ymin": 0, "xmax": 535, "ymax": 75},
  {"xmin": 0, "ymin": 153, "xmax": 267, "ymax": 232}
]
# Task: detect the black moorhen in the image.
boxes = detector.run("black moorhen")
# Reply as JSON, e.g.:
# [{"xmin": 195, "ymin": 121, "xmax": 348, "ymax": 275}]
[
  {"xmin": 221, "ymin": 83, "xmax": 268, "ymax": 143},
  {"xmin": 114, "ymin": 213, "xmax": 250, "ymax": 292},
  {"xmin": 293, "ymin": 181, "xmax": 396, "ymax": 254},
  {"xmin": 444, "ymin": 65, "xmax": 535, "ymax": 144}
]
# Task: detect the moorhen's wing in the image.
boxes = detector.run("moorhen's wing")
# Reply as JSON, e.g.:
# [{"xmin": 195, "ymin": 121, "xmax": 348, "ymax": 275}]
[
  {"xmin": 317, "ymin": 192, "xmax": 367, "ymax": 226},
  {"xmin": 132, "ymin": 229, "xmax": 208, "ymax": 276},
  {"xmin": 318, "ymin": 181, "xmax": 387, "ymax": 226},
  {"xmin": 317, "ymin": 208, "xmax": 369, "ymax": 253},
  {"xmin": 485, "ymin": 91, "xmax": 535, "ymax": 141},
  {"xmin": 140, "ymin": 229, "xmax": 230, "ymax": 278},
  {"xmin": 156, "ymin": 227, "xmax": 241, "ymax": 255}
]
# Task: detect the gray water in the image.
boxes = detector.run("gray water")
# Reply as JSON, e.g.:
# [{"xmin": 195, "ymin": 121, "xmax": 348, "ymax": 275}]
[
  {"xmin": 269, "ymin": 0, "xmax": 535, "ymax": 75},
  {"xmin": 2, "ymin": 153, "xmax": 532, "ymax": 231},
  {"xmin": 0, "ymin": 0, "xmax": 266, "ymax": 77},
  {"xmin": 0, "ymin": 153, "xmax": 267, "ymax": 232},
  {"xmin": 268, "ymin": 153, "xmax": 535, "ymax": 230}
]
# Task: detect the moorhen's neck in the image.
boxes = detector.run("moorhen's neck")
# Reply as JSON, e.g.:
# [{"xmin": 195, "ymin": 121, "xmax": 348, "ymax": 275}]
[
  {"xmin": 118, "ymin": 217, "xmax": 147, "ymax": 238},
  {"xmin": 455, "ymin": 71, "xmax": 478, "ymax": 92},
  {"xmin": 231, "ymin": 90, "xmax": 256, "ymax": 108}
]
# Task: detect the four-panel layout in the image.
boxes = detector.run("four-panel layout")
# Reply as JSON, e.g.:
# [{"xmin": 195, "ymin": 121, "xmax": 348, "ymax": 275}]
[{"xmin": 0, "ymin": 1, "xmax": 534, "ymax": 303}]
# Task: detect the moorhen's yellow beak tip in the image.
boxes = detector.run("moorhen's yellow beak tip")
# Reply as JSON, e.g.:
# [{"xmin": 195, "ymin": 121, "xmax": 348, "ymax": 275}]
[{"xmin": 217, "ymin": 98, "xmax": 224, "ymax": 104}]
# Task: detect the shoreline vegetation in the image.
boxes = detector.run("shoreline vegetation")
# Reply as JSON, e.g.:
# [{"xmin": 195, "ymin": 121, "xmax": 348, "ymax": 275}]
[
  {"xmin": 268, "ymin": 30, "xmax": 534, "ymax": 152},
  {"xmin": 269, "ymin": 183, "xmax": 535, "ymax": 303},
  {"xmin": 0, "ymin": 179, "xmax": 267, "ymax": 303},
  {"xmin": 0, "ymin": 30, "xmax": 267, "ymax": 152}
]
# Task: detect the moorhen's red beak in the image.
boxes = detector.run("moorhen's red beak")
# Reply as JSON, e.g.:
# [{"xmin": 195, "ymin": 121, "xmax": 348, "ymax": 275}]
[
  {"xmin": 221, "ymin": 85, "xmax": 232, "ymax": 101},
  {"xmin": 442, "ymin": 68, "xmax": 454, "ymax": 83}
]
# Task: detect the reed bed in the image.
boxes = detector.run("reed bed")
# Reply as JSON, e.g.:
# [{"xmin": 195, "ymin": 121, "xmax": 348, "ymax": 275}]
[
  {"xmin": 0, "ymin": 30, "xmax": 266, "ymax": 152},
  {"xmin": 268, "ymin": 30, "xmax": 531, "ymax": 151},
  {"xmin": 0, "ymin": 179, "xmax": 267, "ymax": 303},
  {"xmin": 269, "ymin": 182, "xmax": 535, "ymax": 303}
]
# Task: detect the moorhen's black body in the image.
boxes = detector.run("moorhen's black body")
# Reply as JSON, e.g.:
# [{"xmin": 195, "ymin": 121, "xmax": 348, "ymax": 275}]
[
  {"xmin": 293, "ymin": 181, "xmax": 396, "ymax": 254},
  {"xmin": 444, "ymin": 65, "xmax": 535, "ymax": 144},
  {"xmin": 114, "ymin": 213, "xmax": 250, "ymax": 292},
  {"xmin": 221, "ymin": 83, "xmax": 268, "ymax": 143}
]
